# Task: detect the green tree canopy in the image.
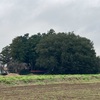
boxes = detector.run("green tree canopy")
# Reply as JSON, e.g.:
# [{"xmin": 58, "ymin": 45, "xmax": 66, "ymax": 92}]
[
  {"xmin": 0, "ymin": 29, "xmax": 100, "ymax": 74},
  {"xmin": 36, "ymin": 31, "xmax": 99, "ymax": 74}
]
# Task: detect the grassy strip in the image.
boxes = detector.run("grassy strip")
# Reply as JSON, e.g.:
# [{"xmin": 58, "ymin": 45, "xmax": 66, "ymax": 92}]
[{"xmin": 0, "ymin": 74, "xmax": 100, "ymax": 86}]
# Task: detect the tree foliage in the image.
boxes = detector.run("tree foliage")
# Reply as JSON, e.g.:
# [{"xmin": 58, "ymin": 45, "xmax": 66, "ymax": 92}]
[{"xmin": 0, "ymin": 29, "xmax": 100, "ymax": 74}]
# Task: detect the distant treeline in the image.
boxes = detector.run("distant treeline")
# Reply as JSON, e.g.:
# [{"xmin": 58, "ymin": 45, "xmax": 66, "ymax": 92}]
[{"xmin": 0, "ymin": 29, "xmax": 100, "ymax": 74}]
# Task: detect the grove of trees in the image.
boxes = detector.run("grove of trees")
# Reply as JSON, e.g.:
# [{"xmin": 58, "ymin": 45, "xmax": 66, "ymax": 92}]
[{"xmin": 0, "ymin": 29, "xmax": 100, "ymax": 74}]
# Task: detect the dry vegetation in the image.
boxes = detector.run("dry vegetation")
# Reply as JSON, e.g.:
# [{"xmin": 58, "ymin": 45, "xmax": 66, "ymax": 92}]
[
  {"xmin": 0, "ymin": 83, "xmax": 100, "ymax": 100},
  {"xmin": 0, "ymin": 74, "xmax": 100, "ymax": 100}
]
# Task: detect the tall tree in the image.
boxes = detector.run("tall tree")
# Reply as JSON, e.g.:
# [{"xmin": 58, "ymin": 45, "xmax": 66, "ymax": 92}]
[
  {"xmin": 10, "ymin": 34, "xmax": 29, "ymax": 63},
  {"xmin": 0, "ymin": 45, "xmax": 11, "ymax": 65},
  {"xmin": 1, "ymin": 29, "xmax": 100, "ymax": 74},
  {"xmin": 36, "ymin": 31, "xmax": 99, "ymax": 74},
  {"xmin": 27, "ymin": 33, "xmax": 42, "ymax": 70}
]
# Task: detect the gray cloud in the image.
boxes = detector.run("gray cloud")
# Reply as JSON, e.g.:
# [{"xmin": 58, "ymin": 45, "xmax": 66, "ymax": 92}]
[{"xmin": 0, "ymin": 0, "xmax": 100, "ymax": 55}]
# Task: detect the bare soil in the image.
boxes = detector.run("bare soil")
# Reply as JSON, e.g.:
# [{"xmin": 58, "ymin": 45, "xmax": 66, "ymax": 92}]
[
  {"xmin": 0, "ymin": 83, "xmax": 100, "ymax": 100},
  {"xmin": 6, "ymin": 73, "xmax": 20, "ymax": 76}
]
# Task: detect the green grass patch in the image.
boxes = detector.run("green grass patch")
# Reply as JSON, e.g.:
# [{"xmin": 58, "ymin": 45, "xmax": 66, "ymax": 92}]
[{"xmin": 0, "ymin": 74, "xmax": 100, "ymax": 86}]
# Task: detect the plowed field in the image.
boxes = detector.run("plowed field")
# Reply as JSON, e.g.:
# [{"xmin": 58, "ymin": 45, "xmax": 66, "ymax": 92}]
[{"xmin": 0, "ymin": 83, "xmax": 100, "ymax": 100}]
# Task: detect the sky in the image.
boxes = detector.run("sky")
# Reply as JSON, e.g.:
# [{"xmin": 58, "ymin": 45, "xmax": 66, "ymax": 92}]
[{"xmin": 0, "ymin": 0, "xmax": 100, "ymax": 56}]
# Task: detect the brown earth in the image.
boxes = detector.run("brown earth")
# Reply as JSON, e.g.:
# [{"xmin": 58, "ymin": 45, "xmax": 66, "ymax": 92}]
[
  {"xmin": 0, "ymin": 83, "xmax": 100, "ymax": 100},
  {"xmin": 6, "ymin": 73, "xmax": 20, "ymax": 76}
]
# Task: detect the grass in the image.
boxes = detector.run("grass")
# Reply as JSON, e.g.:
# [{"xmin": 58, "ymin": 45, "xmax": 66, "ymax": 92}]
[
  {"xmin": 0, "ymin": 74, "xmax": 100, "ymax": 85},
  {"xmin": 1, "ymin": 74, "xmax": 100, "ymax": 100}
]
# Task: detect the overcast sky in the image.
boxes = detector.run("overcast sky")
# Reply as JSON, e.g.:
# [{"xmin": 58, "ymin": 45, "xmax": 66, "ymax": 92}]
[{"xmin": 0, "ymin": 0, "xmax": 100, "ymax": 55}]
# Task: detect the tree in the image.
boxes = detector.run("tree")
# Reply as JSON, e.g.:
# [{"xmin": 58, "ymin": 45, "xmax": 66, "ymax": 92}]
[
  {"xmin": 27, "ymin": 33, "xmax": 42, "ymax": 70},
  {"xmin": 36, "ymin": 30, "xmax": 99, "ymax": 74},
  {"xmin": 0, "ymin": 45, "xmax": 11, "ymax": 65},
  {"xmin": 10, "ymin": 34, "xmax": 29, "ymax": 63},
  {"xmin": 0, "ymin": 45, "xmax": 11, "ymax": 74},
  {"xmin": 10, "ymin": 33, "xmax": 42, "ymax": 71},
  {"xmin": 1, "ymin": 29, "xmax": 100, "ymax": 74}
]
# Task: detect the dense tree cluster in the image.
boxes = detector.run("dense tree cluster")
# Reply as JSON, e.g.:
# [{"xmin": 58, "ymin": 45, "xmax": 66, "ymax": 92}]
[{"xmin": 0, "ymin": 29, "xmax": 100, "ymax": 74}]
